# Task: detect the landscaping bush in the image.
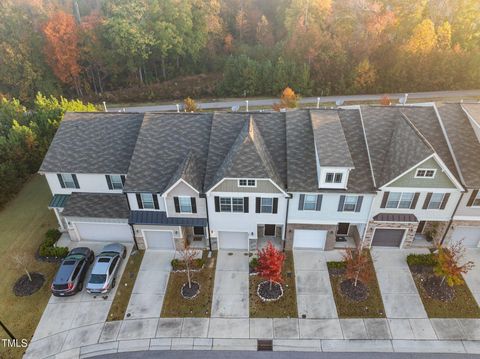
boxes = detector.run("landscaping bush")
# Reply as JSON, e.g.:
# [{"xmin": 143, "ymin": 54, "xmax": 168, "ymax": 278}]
[
  {"xmin": 38, "ymin": 228, "xmax": 68, "ymax": 258},
  {"xmin": 327, "ymin": 261, "xmax": 347, "ymax": 270},
  {"xmin": 407, "ymin": 253, "xmax": 438, "ymax": 266},
  {"xmin": 171, "ymin": 257, "xmax": 204, "ymax": 271},
  {"xmin": 250, "ymin": 257, "xmax": 259, "ymax": 270}
]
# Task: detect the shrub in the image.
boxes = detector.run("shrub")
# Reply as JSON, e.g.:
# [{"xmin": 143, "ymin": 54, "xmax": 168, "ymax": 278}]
[
  {"xmin": 327, "ymin": 261, "xmax": 347, "ymax": 270},
  {"xmin": 39, "ymin": 228, "xmax": 68, "ymax": 258},
  {"xmin": 250, "ymin": 257, "xmax": 259, "ymax": 270},
  {"xmin": 171, "ymin": 258, "xmax": 180, "ymax": 268},
  {"xmin": 407, "ymin": 253, "xmax": 438, "ymax": 266},
  {"xmin": 45, "ymin": 228, "xmax": 61, "ymax": 242}
]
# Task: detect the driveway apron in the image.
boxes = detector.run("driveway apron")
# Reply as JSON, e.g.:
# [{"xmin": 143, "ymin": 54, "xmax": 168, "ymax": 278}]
[
  {"xmin": 371, "ymin": 248, "xmax": 428, "ymax": 319},
  {"xmin": 294, "ymin": 250, "xmax": 338, "ymax": 319},
  {"xmin": 211, "ymin": 251, "xmax": 249, "ymax": 318},
  {"xmin": 125, "ymin": 250, "xmax": 173, "ymax": 319}
]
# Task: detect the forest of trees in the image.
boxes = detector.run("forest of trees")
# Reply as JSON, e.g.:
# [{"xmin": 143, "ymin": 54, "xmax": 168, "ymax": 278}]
[{"xmin": 1, "ymin": 0, "xmax": 480, "ymax": 104}]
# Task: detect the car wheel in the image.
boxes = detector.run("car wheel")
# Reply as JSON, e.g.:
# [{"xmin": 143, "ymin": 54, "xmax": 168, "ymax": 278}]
[
  {"xmin": 78, "ymin": 282, "xmax": 83, "ymax": 292},
  {"xmin": 112, "ymin": 278, "xmax": 116, "ymax": 288}
]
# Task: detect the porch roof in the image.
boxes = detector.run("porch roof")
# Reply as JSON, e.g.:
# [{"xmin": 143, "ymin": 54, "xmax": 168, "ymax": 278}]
[
  {"xmin": 129, "ymin": 210, "xmax": 207, "ymax": 227},
  {"xmin": 373, "ymin": 213, "xmax": 418, "ymax": 222},
  {"xmin": 49, "ymin": 194, "xmax": 70, "ymax": 208}
]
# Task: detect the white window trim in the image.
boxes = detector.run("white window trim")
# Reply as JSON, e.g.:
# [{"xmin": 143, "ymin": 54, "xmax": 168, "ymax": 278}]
[
  {"xmin": 141, "ymin": 193, "xmax": 155, "ymax": 209},
  {"xmin": 61, "ymin": 173, "xmax": 76, "ymax": 189},
  {"xmin": 386, "ymin": 192, "xmax": 415, "ymax": 209},
  {"xmin": 343, "ymin": 195, "xmax": 359, "ymax": 212},
  {"xmin": 238, "ymin": 179, "xmax": 256, "ymax": 187},
  {"xmin": 109, "ymin": 174, "xmax": 123, "ymax": 190},
  {"xmin": 472, "ymin": 191, "xmax": 480, "ymax": 207},
  {"xmin": 220, "ymin": 197, "xmax": 245, "ymax": 212},
  {"xmin": 260, "ymin": 197, "xmax": 273, "ymax": 214},
  {"xmin": 302, "ymin": 194, "xmax": 318, "ymax": 211},
  {"xmin": 427, "ymin": 193, "xmax": 445, "ymax": 210},
  {"xmin": 415, "ymin": 168, "xmax": 437, "ymax": 178},
  {"xmin": 178, "ymin": 196, "xmax": 193, "ymax": 213},
  {"xmin": 325, "ymin": 172, "xmax": 343, "ymax": 184}
]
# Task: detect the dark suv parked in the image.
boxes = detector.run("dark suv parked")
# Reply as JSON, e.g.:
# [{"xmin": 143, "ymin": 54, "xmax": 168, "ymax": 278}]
[{"xmin": 51, "ymin": 247, "xmax": 94, "ymax": 297}]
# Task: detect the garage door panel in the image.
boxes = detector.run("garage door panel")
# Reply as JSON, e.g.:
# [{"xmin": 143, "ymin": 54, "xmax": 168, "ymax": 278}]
[
  {"xmin": 144, "ymin": 231, "xmax": 175, "ymax": 250},
  {"xmin": 372, "ymin": 229, "xmax": 405, "ymax": 247},
  {"xmin": 293, "ymin": 229, "xmax": 327, "ymax": 250},
  {"xmin": 75, "ymin": 222, "xmax": 133, "ymax": 242},
  {"xmin": 218, "ymin": 231, "xmax": 248, "ymax": 250},
  {"xmin": 450, "ymin": 227, "xmax": 480, "ymax": 248}
]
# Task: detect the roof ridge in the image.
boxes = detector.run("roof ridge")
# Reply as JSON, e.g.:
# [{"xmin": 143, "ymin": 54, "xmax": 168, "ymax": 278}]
[{"xmin": 399, "ymin": 111, "xmax": 436, "ymax": 153}]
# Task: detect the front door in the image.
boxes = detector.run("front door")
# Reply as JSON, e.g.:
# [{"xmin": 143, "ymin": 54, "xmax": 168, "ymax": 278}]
[
  {"xmin": 417, "ymin": 221, "xmax": 426, "ymax": 234},
  {"xmin": 337, "ymin": 223, "xmax": 350, "ymax": 235},
  {"xmin": 264, "ymin": 224, "xmax": 276, "ymax": 236}
]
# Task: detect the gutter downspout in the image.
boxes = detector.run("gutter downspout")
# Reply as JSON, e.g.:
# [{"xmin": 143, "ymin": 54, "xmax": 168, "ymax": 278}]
[
  {"xmin": 126, "ymin": 192, "xmax": 140, "ymax": 251},
  {"xmin": 201, "ymin": 193, "xmax": 213, "ymax": 252},
  {"xmin": 283, "ymin": 194, "xmax": 292, "ymax": 252},
  {"xmin": 440, "ymin": 191, "xmax": 465, "ymax": 246}
]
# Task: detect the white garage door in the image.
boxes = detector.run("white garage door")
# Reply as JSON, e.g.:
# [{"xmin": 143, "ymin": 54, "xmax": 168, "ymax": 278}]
[
  {"xmin": 144, "ymin": 230, "xmax": 175, "ymax": 250},
  {"xmin": 293, "ymin": 229, "xmax": 327, "ymax": 250},
  {"xmin": 218, "ymin": 231, "xmax": 249, "ymax": 250},
  {"xmin": 450, "ymin": 227, "xmax": 480, "ymax": 248},
  {"xmin": 75, "ymin": 222, "xmax": 133, "ymax": 242}
]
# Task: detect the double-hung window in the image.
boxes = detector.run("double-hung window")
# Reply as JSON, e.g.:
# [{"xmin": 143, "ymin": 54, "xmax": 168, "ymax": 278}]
[
  {"xmin": 386, "ymin": 192, "xmax": 414, "ymax": 209},
  {"xmin": 61, "ymin": 173, "xmax": 77, "ymax": 189},
  {"xmin": 220, "ymin": 197, "xmax": 245, "ymax": 212},
  {"xmin": 178, "ymin": 196, "xmax": 192, "ymax": 213},
  {"xmin": 109, "ymin": 175, "xmax": 123, "ymax": 190},
  {"xmin": 260, "ymin": 198, "xmax": 273, "ymax": 213},
  {"xmin": 232, "ymin": 198, "xmax": 244, "ymax": 212},
  {"xmin": 141, "ymin": 193, "xmax": 155, "ymax": 209},
  {"xmin": 343, "ymin": 196, "xmax": 358, "ymax": 212},
  {"xmin": 428, "ymin": 193, "xmax": 445, "ymax": 209},
  {"xmin": 473, "ymin": 191, "xmax": 480, "ymax": 207},
  {"xmin": 239, "ymin": 179, "xmax": 256, "ymax": 187},
  {"xmin": 303, "ymin": 194, "xmax": 318, "ymax": 210}
]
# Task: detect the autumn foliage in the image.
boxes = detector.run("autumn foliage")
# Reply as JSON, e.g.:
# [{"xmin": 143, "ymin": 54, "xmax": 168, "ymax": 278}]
[
  {"xmin": 273, "ymin": 87, "xmax": 299, "ymax": 111},
  {"xmin": 434, "ymin": 240, "xmax": 474, "ymax": 287},
  {"xmin": 184, "ymin": 97, "xmax": 198, "ymax": 112},
  {"xmin": 342, "ymin": 248, "xmax": 373, "ymax": 287},
  {"xmin": 380, "ymin": 95, "xmax": 392, "ymax": 106},
  {"xmin": 257, "ymin": 241, "xmax": 285, "ymax": 289}
]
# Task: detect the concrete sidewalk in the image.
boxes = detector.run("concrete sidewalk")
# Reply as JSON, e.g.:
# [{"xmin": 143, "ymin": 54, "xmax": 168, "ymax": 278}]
[{"xmin": 24, "ymin": 317, "xmax": 480, "ymax": 358}]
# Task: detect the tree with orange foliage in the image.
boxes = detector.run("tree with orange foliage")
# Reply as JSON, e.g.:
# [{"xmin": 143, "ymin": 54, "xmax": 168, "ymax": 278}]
[
  {"xmin": 380, "ymin": 95, "xmax": 391, "ymax": 106},
  {"xmin": 257, "ymin": 241, "xmax": 285, "ymax": 290},
  {"xmin": 342, "ymin": 248, "xmax": 372, "ymax": 287},
  {"xmin": 434, "ymin": 240, "xmax": 474, "ymax": 287},
  {"xmin": 42, "ymin": 11, "xmax": 81, "ymax": 95},
  {"xmin": 273, "ymin": 87, "xmax": 299, "ymax": 111}
]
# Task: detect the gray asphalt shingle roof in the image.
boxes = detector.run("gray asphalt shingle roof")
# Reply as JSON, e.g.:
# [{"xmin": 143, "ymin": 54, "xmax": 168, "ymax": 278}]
[
  {"xmin": 62, "ymin": 192, "xmax": 130, "ymax": 219},
  {"xmin": 438, "ymin": 103, "xmax": 480, "ymax": 188},
  {"xmin": 40, "ymin": 112, "xmax": 143, "ymax": 174},
  {"xmin": 310, "ymin": 110, "xmax": 354, "ymax": 168}
]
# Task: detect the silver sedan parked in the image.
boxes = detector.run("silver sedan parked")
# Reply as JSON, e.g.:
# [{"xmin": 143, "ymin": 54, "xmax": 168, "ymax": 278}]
[{"xmin": 86, "ymin": 243, "xmax": 127, "ymax": 294}]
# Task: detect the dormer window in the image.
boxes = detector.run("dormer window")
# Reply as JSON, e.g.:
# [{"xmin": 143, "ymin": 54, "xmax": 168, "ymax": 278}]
[
  {"xmin": 325, "ymin": 172, "xmax": 343, "ymax": 184},
  {"xmin": 415, "ymin": 169, "xmax": 436, "ymax": 178},
  {"xmin": 239, "ymin": 179, "xmax": 256, "ymax": 187}
]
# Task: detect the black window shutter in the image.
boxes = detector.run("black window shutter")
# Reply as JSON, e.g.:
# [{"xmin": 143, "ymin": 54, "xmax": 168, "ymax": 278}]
[
  {"xmin": 244, "ymin": 197, "xmax": 249, "ymax": 213},
  {"xmin": 298, "ymin": 194, "xmax": 305, "ymax": 210},
  {"xmin": 153, "ymin": 194, "xmax": 159, "ymax": 209},
  {"xmin": 440, "ymin": 193, "xmax": 450, "ymax": 209},
  {"xmin": 423, "ymin": 192, "xmax": 433, "ymax": 209},
  {"xmin": 467, "ymin": 190, "xmax": 479, "ymax": 207},
  {"xmin": 57, "ymin": 174, "xmax": 65, "ymax": 188},
  {"xmin": 106, "ymin": 175, "xmax": 113, "ymax": 189},
  {"xmin": 136, "ymin": 193, "xmax": 143, "ymax": 209},
  {"xmin": 72, "ymin": 174, "xmax": 80, "ymax": 189},
  {"xmin": 214, "ymin": 196, "xmax": 220, "ymax": 212},
  {"xmin": 380, "ymin": 192, "xmax": 389, "ymax": 208},
  {"xmin": 355, "ymin": 196, "xmax": 363, "ymax": 212},
  {"xmin": 255, "ymin": 198, "xmax": 261, "ymax": 213},
  {"xmin": 191, "ymin": 197, "xmax": 197, "ymax": 213},
  {"xmin": 315, "ymin": 195, "xmax": 322, "ymax": 211},
  {"xmin": 174, "ymin": 197, "xmax": 180, "ymax": 212},
  {"xmin": 121, "ymin": 175, "xmax": 126, "ymax": 185},
  {"xmin": 273, "ymin": 198, "xmax": 278, "ymax": 213},
  {"xmin": 338, "ymin": 195, "xmax": 345, "ymax": 212},
  {"xmin": 411, "ymin": 193, "xmax": 420, "ymax": 209}
]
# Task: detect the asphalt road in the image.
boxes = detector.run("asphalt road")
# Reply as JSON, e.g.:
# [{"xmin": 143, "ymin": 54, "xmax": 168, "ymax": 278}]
[
  {"xmin": 110, "ymin": 89, "xmax": 480, "ymax": 112},
  {"xmin": 96, "ymin": 351, "xmax": 480, "ymax": 359}
]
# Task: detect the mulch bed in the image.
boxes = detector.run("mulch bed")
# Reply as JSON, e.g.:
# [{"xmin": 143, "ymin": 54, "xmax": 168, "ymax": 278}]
[
  {"xmin": 409, "ymin": 264, "xmax": 480, "ymax": 318},
  {"xmin": 250, "ymin": 251, "xmax": 298, "ymax": 318},
  {"xmin": 257, "ymin": 281, "xmax": 283, "ymax": 301},
  {"xmin": 327, "ymin": 251, "xmax": 386, "ymax": 318},
  {"xmin": 13, "ymin": 272, "xmax": 45, "ymax": 296},
  {"xmin": 181, "ymin": 281, "xmax": 200, "ymax": 299},
  {"xmin": 161, "ymin": 251, "xmax": 216, "ymax": 317}
]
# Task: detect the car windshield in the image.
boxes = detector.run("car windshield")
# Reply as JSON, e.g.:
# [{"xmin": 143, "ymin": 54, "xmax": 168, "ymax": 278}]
[
  {"xmin": 65, "ymin": 254, "xmax": 84, "ymax": 261},
  {"xmin": 62, "ymin": 260, "xmax": 76, "ymax": 266},
  {"xmin": 89, "ymin": 274, "xmax": 107, "ymax": 284}
]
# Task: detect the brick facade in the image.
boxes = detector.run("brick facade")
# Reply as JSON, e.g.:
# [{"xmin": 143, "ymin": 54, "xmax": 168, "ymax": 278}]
[{"xmin": 363, "ymin": 221, "xmax": 418, "ymax": 248}]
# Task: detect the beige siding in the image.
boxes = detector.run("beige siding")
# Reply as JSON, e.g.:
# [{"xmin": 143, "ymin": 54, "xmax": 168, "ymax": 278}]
[
  {"xmin": 388, "ymin": 157, "xmax": 456, "ymax": 189},
  {"xmin": 165, "ymin": 181, "xmax": 207, "ymax": 218},
  {"xmin": 211, "ymin": 179, "xmax": 281, "ymax": 193}
]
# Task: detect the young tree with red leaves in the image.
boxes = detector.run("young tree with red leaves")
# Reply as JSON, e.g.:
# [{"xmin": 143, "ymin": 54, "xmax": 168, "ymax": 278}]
[
  {"xmin": 435, "ymin": 240, "xmax": 474, "ymax": 287},
  {"xmin": 257, "ymin": 241, "xmax": 285, "ymax": 290},
  {"xmin": 342, "ymin": 248, "xmax": 372, "ymax": 287}
]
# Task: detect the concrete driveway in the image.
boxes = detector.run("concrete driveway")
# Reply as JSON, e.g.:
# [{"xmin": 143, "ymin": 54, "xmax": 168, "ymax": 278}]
[
  {"xmin": 211, "ymin": 251, "xmax": 249, "ymax": 318},
  {"xmin": 125, "ymin": 250, "xmax": 173, "ymax": 319},
  {"xmin": 371, "ymin": 248, "xmax": 428, "ymax": 319},
  {"xmin": 28, "ymin": 242, "xmax": 133, "ymax": 355},
  {"xmin": 294, "ymin": 250, "xmax": 338, "ymax": 319},
  {"xmin": 464, "ymin": 248, "xmax": 480, "ymax": 306}
]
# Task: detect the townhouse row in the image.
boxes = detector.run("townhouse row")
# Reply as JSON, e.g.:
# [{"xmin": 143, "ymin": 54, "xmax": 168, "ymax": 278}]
[{"xmin": 39, "ymin": 103, "xmax": 480, "ymax": 252}]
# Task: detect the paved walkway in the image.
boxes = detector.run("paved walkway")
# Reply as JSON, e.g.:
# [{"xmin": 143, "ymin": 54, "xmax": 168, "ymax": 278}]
[
  {"xmin": 211, "ymin": 251, "xmax": 249, "ymax": 318},
  {"xmin": 464, "ymin": 248, "xmax": 480, "ymax": 306},
  {"xmin": 372, "ymin": 248, "xmax": 429, "ymax": 319},
  {"xmin": 24, "ymin": 317, "xmax": 480, "ymax": 358},
  {"xmin": 294, "ymin": 250, "xmax": 341, "ymax": 319},
  {"xmin": 125, "ymin": 250, "xmax": 173, "ymax": 320}
]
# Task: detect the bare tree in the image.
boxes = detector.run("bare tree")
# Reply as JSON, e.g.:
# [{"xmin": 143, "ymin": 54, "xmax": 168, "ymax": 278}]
[
  {"xmin": 177, "ymin": 244, "xmax": 200, "ymax": 289},
  {"xmin": 11, "ymin": 252, "xmax": 32, "ymax": 282}
]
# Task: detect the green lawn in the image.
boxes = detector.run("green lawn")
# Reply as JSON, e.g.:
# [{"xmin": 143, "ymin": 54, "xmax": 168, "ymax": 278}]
[{"xmin": 0, "ymin": 175, "xmax": 58, "ymax": 359}]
